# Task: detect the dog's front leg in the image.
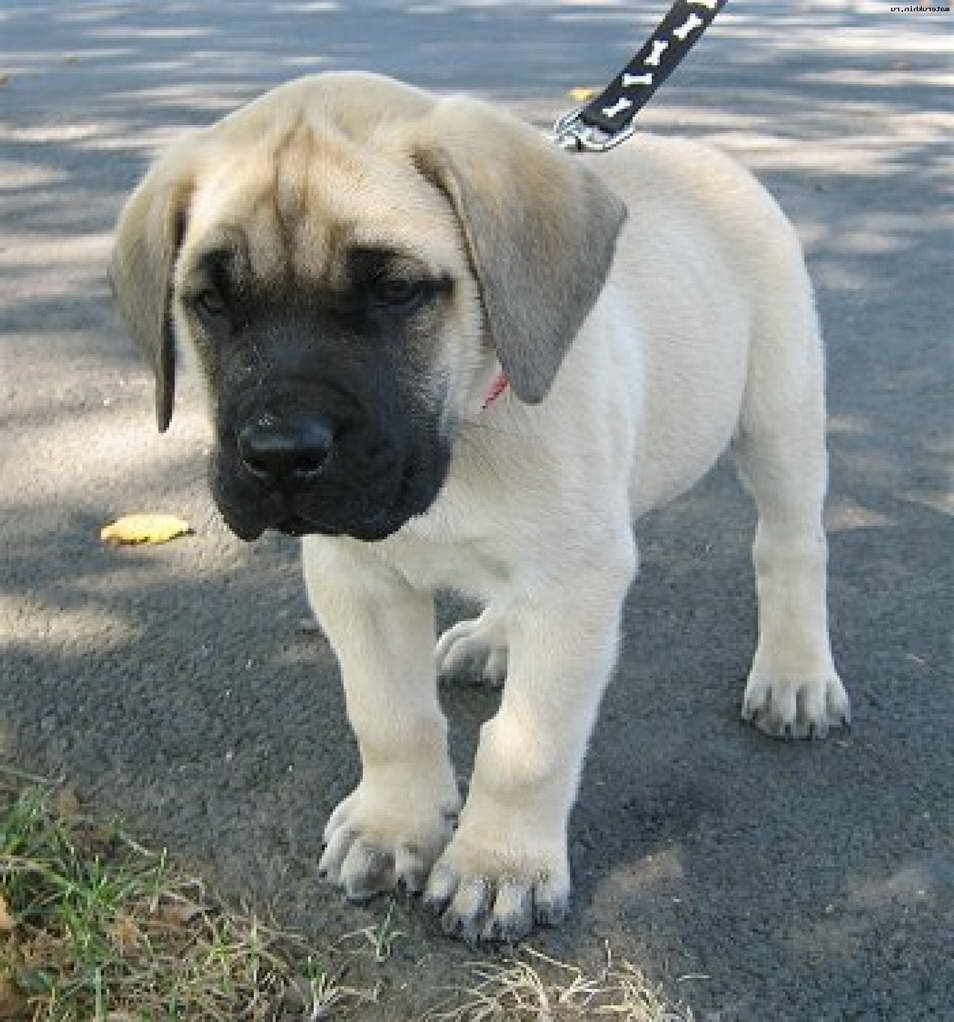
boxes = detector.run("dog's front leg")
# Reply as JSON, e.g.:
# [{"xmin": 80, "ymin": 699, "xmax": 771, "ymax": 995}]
[
  {"xmin": 303, "ymin": 538, "xmax": 460, "ymax": 901},
  {"xmin": 425, "ymin": 543, "xmax": 636, "ymax": 941}
]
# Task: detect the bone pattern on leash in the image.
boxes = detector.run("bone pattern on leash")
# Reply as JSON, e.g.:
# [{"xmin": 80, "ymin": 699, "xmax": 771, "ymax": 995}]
[
  {"xmin": 672, "ymin": 12, "xmax": 704, "ymax": 41},
  {"xmin": 601, "ymin": 97, "xmax": 634, "ymax": 119},
  {"xmin": 643, "ymin": 39, "xmax": 670, "ymax": 67},
  {"xmin": 600, "ymin": 5, "xmax": 710, "ymax": 120},
  {"xmin": 559, "ymin": 0, "xmax": 726, "ymax": 145}
]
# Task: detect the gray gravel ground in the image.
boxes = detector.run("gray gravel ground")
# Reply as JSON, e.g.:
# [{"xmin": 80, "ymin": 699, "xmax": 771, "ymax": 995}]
[{"xmin": 2, "ymin": 2, "xmax": 952, "ymax": 1018}]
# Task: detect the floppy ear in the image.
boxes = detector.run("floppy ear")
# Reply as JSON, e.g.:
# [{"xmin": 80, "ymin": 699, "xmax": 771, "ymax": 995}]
[
  {"xmin": 110, "ymin": 150, "xmax": 195, "ymax": 432},
  {"xmin": 413, "ymin": 97, "xmax": 627, "ymax": 403}
]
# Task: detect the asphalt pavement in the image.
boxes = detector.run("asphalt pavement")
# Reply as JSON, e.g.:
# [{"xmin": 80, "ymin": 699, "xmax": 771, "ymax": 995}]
[{"xmin": 1, "ymin": 2, "xmax": 952, "ymax": 1019}]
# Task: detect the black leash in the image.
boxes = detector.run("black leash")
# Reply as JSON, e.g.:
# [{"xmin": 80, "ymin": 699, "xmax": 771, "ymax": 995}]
[{"xmin": 554, "ymin": 0, "xmax": 728, "ymax": 152}]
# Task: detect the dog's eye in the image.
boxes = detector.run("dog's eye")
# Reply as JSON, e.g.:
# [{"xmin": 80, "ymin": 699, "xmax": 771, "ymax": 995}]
[
  {"xmin": 370, "ymin": 277, "xmax": 426, "ymax": 311},
  {"xmin": 193, "ymin": 289, "xmax": 228, "ymax": 322}
]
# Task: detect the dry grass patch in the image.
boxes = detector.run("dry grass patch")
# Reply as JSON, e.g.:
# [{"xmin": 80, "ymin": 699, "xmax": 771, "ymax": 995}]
[{"xmin": 422, "ymin": 945, "xmax": 695, "ymax": 1022}]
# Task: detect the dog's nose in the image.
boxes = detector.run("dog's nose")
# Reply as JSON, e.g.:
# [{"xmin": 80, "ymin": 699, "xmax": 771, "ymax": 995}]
[{"xmin": 237, "ymin": 415, "xmax": 335, "ymax": 489}]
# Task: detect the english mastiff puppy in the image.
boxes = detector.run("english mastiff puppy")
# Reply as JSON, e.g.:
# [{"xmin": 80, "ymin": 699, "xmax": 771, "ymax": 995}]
[{"xmin": 111, "ymin": 72, "xmax": 850, "ymax": 942}]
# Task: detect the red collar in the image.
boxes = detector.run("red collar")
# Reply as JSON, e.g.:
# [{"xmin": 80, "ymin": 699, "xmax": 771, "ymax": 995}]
[{"xmin": 482, "ymin": 371, "xmax": 509, "ymax": 409}]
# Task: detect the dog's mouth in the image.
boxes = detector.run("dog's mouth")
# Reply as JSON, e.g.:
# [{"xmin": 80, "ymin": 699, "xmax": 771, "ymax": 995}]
[
  {"xmin": 221, "ymin": 500, "xmax": 405, "ymax": 544},
  {"xmin": 272, "ymin": 513, "xmax": 396, "ymax": 541},
  {"xmin": 210, "ymin": 408, "xmax": 452, "ymax": 545},
  {"xmin": 215, "ymin": 460, "xmax": 438, "ymax": 544},
  {"xmin": 274, "ymin": 515, "xmax": 324, "ymax": 537}
]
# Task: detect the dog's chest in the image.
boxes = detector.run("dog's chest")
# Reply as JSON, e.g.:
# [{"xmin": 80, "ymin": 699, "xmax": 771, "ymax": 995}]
[
  {"xmin": 376, "ymin": 485, "xmax": 517, "ymax": 600},
  {"xmin": 379, "ymin": 533, "xmax": 510, "ymax": 600}
]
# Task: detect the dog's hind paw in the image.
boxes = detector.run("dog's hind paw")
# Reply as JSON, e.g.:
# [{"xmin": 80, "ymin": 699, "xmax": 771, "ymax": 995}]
[
  {"xmin": 435, "ymin": 612, "xmax": 507, "ymax": 687},
  {"xmin": 741, "ymin": 671, "xmax": 850, "ymax": 739}
]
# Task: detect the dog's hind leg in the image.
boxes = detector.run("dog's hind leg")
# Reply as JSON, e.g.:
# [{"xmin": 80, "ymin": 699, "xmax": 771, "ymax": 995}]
[
  {"xmin": 732, "ymin": 275, "xmax": 850, "ymax": 739},
  {"xmin": 435, "ymin": 609, "xmax": 508, "ymax": 687}
]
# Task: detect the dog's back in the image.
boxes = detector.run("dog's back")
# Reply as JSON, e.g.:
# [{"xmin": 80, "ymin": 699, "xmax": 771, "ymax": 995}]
[{"xmin": 575, "ymin": 135, "xmax": 823, "ymax": 513}]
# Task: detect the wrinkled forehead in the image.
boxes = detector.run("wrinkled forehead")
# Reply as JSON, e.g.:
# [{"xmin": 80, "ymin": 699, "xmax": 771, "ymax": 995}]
[{"xmin": 180, "ymin": 120, "xmax": 462, "ymax": 289}]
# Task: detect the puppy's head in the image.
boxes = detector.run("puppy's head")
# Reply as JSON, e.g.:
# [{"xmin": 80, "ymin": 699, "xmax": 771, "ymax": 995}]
[{"xmin": 110, "ymin": 72, "xmax": 626, "ymax": 542}]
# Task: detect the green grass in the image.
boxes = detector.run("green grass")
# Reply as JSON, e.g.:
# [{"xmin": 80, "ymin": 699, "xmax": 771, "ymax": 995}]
[{"xmin": 0, "ymin": 778, "xmax": 375, "ymax": 1020}]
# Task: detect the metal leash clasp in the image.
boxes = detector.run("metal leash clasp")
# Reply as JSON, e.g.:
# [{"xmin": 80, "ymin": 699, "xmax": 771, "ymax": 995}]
[{"xmin": 551, "ymin": 107, "xmax": 638, "ymax": 153}]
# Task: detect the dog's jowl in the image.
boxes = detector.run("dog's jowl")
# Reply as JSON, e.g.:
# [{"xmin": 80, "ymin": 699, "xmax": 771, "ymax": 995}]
[{"xmin": 112, "ymin": 72, "xmax": 850, "ymax": 942}]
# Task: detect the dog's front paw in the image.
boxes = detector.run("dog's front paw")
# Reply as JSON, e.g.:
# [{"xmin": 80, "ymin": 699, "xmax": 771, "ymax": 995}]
[
  {"xmin": 319, "ymin": 774, "xmax": 460, "ymax": 901},
  {"xmin": 742, "ymin": 671, "xmax": 850, "ymax": 739},
  {"xmin": 423, "ymin": 833, "xmax": 569, "ymax": 943},
  {"xmin": 435, "ymin": 613, "xmax": 507, "ymax": 687}
]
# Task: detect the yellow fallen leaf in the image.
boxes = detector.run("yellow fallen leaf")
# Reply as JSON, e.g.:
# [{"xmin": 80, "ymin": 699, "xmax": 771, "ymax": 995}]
[
  {"xmin": 568, "ymin": 86, "xmax": 598, "ymax": 103},
  {"xmin": 100, "ymin": 513, "xmax": 192, "ymax": 546}
]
